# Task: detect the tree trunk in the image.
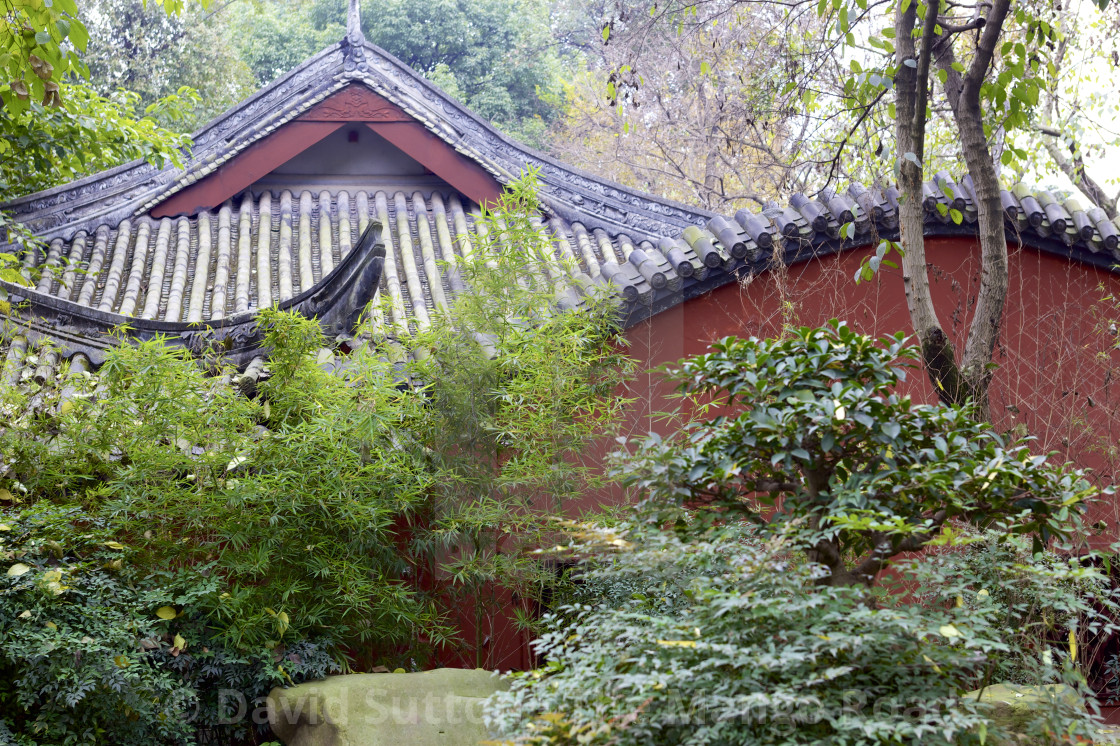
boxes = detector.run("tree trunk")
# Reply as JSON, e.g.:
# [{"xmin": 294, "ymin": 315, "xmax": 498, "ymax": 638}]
[
  {"xmin": 894, "ymin": 0, "xmax": 969, "ymax": 407},
  {"xmin": 934, "ymin": 0, "xmax": 1013, "ymax": 420}
]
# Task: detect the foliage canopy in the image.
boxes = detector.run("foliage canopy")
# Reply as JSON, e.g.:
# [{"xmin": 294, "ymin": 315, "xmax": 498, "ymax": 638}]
[{"xmin": 620, "ymin": 322, "xmax": 1099, "ymax": 586}]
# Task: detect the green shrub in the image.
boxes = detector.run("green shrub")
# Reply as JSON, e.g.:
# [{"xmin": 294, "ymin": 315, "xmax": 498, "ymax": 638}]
[
  {"xmin": 0, "ymin": 172, "xmax": 636, "ymax": 746},
  {"xmin": 902, "ymin": 530, "xmax": 1120, "ymax": 690},
  {"xmin": 485, "ymin": 524, "xmax": 1104, "ymax": 746},
  {"xmin": 0, "ymin": 504, "xmax": 339, "ymax": 745},
  {"xmin": 484, "ymin": 324, "xmax": 1116, "ymax": 744},
  {"xmin": 618, "ymin": 322, "xmax": 1100, "ymax": 586}
]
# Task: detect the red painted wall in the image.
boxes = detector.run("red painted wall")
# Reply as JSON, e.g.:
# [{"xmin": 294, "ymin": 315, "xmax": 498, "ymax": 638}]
[
  {"xmin": 621, "ymin": 236, "xmax": 1120, "ymax": 534},
  {"xmin": 457, "ymin": 235, "xmax": 1120, "ymax": 672}
]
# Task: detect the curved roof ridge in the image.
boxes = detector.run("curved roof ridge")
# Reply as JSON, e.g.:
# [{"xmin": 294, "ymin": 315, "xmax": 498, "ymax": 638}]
[{"xmin": 2, "ymin": 37, "xmax": 712, "ymax": 245}]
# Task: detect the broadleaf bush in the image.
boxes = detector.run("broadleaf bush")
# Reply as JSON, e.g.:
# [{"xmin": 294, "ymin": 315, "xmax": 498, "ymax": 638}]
[{"xmin": 485, "ymin": 323, "xmax": 1117, "ymax": 745}]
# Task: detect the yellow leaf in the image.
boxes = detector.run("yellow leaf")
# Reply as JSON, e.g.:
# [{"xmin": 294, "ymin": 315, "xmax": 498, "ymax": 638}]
[
  {"xmin": 0, "ymin": 523, "xmax": 9, "ymax": 531},
  {"xmin": 18, "ymin": 609, "xmax": 31, "ymax": 619},
  {"xmin": 42, "ymin": 570, "xmax": 61, "ymax": 583},
  {"xmin": 103, "ymin": 541, "xmax": 125, "ymax": 550},
  {"xmin": 955, "ymin": 595, "xmax": 964, "ymax": 608},
  {"xmin": 45, "ymin": 621, "xmax": 57, "ymax": 630},
  {"xmin": 1069, "ymin": 630, "xmax": 1078, "ymax": 662},
  {"xmin": 7, "ymin": 563, "xmax": 30, "ymax": 577},
  {"xmin": 173, "ymin": 633, "xmax": 187, "ymax": 652},
  {"xmin": 156, "ymin": 606, "xmax": 177, "ymax": 620},
  {"xmin": 939, "ymin": 624, "xmax": 961, "ymax": 638},
  {"xmin": 0, "ymin": 489, "xmax": 15, "ymax": 503},
  {"xmin": 393, "ymin": 668, "xmax": 406, "ymax": 673},
  {"xmin": 922, "ymin": 654, "xmax": 942, "ymax": 673},
  {"xmin": 656, "ymin": 640, "xmax": 697, "ymax": 647},
  {"xmin": 977, "ymin": 589, "xmax": 989, "ymax": 597},
  {"xmin": 58, "ymin": 400, "xmax": 74, "ymax": 415},
  {"xmin": 114, "ymin": 655, "xmax": 130, "ymax": 667}
]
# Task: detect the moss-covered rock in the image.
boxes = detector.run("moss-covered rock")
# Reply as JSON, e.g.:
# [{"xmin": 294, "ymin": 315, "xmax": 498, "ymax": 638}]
[
  {"xmin": 267, "ymin": 668, "xmax": 508, "ymax": 746},
  {"xmin": 964, "ymin": 683, "xmax": 1086, "ymax": 744}
]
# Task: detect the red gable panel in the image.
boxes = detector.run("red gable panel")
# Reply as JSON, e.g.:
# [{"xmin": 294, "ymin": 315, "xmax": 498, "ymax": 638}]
[{"xmin": 151, "ymin": 84, "xmax": 503, "ymax": 218}]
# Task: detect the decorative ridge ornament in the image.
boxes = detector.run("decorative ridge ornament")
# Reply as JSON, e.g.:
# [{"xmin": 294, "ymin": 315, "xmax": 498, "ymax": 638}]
[{"xmin": 342, "ymin": 0, "xmax": 366, "ymax": 70}]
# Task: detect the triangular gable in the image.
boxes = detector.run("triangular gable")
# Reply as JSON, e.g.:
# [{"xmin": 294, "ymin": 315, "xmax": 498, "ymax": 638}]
[
  {"xmin": 152, "ymin": 84, "xmax": 503, "ymax": 218},
  {"xmin": 2, "ymin": 38, "xmax": 710, "ymax": 245}
]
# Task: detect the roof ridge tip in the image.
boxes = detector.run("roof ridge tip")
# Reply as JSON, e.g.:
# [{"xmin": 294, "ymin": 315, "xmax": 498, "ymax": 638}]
[{"xmin": 346, "ymin": 0, "xmax": 365, "ymax": 44}]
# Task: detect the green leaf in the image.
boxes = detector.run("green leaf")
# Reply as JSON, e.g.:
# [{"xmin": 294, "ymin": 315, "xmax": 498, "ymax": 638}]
[{"xmin": 68, "ymin": 19, "xmax": 88, "ymax": 50}]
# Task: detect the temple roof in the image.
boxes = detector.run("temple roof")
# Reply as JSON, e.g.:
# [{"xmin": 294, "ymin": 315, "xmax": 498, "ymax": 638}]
[{"xmin": 2, "ymin": 29, "xmax": 1119, "ymax": 387}]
